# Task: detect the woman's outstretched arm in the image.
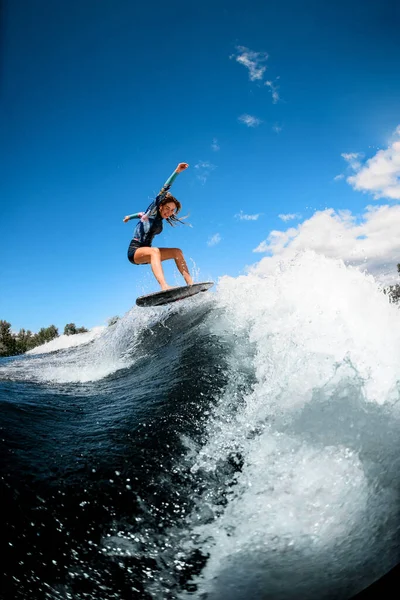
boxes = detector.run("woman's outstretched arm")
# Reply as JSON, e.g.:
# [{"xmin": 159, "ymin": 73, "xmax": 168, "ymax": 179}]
[
  {"xmin": 124, "ymin": 163, "xmax": 189, "ymax": 221},
  {"xmin": 122, "ymin": 212, "xmax": 144, "ymax": 223},
  {"xmin": 155, "ymin": 162, "xmax": 189, "ymax": 207}
]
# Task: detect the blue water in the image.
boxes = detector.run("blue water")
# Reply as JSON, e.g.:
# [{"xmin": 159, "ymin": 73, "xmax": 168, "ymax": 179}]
[{"xmin": 1, "ymin": 253, "xmax": 400, "ymax": 599}]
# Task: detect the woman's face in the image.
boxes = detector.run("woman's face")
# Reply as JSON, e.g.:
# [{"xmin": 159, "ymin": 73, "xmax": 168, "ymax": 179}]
[{"xmin": 159, "ymin": 201, "xmax": 177, "ymax": 220}]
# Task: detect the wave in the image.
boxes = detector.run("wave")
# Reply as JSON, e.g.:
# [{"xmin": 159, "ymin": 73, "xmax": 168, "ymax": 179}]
[
  {"xmin": 26, "ymin": 326, "xmax": 107, "ymax": 355},
  {"xmin": 1, "ymin": 250, "xmax": 400, "ymax": 599}
]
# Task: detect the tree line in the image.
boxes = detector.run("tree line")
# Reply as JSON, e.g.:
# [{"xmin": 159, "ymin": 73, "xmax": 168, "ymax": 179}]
[
  {"xmin": 0, "ymin": 316, "xmax": 120, "ymax": 358},
  {"xmin": 0, "ymin": 322, "xmax": 89, "ymax": 357}
]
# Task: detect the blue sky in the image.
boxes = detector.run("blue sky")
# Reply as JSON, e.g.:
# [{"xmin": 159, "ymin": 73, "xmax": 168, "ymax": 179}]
[{"xmin": 1, "ymin": 0, "xmax": 400, "ymax": 332}]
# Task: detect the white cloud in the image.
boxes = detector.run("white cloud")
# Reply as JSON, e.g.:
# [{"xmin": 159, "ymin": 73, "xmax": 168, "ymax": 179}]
[
  {"xmin": 211, "ymin": 138, "xmax": 220, "ymax": 151},
  {"xmin": 207, "ymin": 233, "xmax": 221, "ymax": 247},
  {"xmin": 333, "ymin": 174, "xmax": 344, "ymax": 181},
  {"xmin": 231, "ymin": 45, "xmax": 269, "ymax": 81},
  {"xmin": 235, "ymin": 211, "xmax": 261, "ymax": 221},
  {"xmin": 253, "ymin": 205, "xmax": 400, "ymax": 284},
  {"xmin": 230, "ymin": 45, "xmax": 281, "ymax": 107},
  {"xmin": 342, "ymin": 126, "xmax": 400, "ymax": 200},
  {"xmin": 265, "ymin": 79, "xmax": 280, "ymax": 103},
  {"xmin": 341, "ymin": 152, "xmax": 363, "ymax": 171},
  {"xmin": 195, "ymin": 160, "xmax": 217, "ymax": 185},
  {"xmin": 238, "ymin": 114, "xmax": 262, "ymax": 128},
  {"xmin": 272, "ymin": 123, "xmax": 282, "ymax": 133},
  {"xmin": 278, "ymin": 213, "xmax": 302, "ymax": 222}
]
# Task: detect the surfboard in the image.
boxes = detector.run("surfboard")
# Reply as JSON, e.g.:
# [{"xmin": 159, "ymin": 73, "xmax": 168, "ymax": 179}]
[{"xmin": 136, "ymin": 281, "xmax": 214, "ymax": 307}]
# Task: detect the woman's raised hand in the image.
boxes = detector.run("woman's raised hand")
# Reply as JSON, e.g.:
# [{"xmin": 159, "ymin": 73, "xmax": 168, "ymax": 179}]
[
  {"xmin": 123, "ymin": 216, "xmax": 130, "ymax": 223},
  {"xmin": 176, "ymin": 162, "xmax": 189, "ymax": 173}
]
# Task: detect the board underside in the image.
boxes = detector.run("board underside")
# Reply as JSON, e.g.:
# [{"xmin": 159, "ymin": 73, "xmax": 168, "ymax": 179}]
[{"xmin": 136, "ymin": 281, "xmax": 214, "ymax": 307}]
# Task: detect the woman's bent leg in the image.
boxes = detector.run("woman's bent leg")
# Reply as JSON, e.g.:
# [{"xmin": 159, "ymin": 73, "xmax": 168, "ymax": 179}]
[
  {"xmin": 133, "ymin": 247, "xmax": 170, "ymax": 290},
  {"xmin": 133, "ymin": 247, "xmax": 193, "ymax": 289},
  {"xmin": 159, "ymin": 248, "xmax": 193, "ymax": 286}
]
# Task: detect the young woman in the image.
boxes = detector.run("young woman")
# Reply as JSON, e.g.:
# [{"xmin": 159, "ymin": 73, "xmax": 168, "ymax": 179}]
[{"xmin": 123, "ymin": 162, "xmax": 194, "ymax": 291}]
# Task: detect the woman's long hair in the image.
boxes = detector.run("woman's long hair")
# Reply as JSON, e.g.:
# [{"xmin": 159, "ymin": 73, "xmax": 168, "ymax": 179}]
[{"xmin": 160, "ymin": 193, "xmax": 191, "ymax": 227}]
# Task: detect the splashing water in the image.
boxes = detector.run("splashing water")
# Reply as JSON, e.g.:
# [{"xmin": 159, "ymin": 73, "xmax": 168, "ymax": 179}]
[{"xmin": 1, "ymin": 251, "xmax": 400, "ymax": 599}]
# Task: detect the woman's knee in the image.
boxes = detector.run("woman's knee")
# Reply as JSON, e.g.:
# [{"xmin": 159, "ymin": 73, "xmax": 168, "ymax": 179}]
[
  {"xmin": 172, "ymin": 247, "xmax": 183, "ymax": 259},
  {"xmin": 150, "ymin": 247, "xmax": 161, "ymax": 259}
]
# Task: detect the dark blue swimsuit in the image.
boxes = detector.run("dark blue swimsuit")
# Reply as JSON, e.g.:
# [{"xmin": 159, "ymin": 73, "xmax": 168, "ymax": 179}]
[{"xmin": 127, "ymin": 170, "xmax": 179, "ymax": 264}]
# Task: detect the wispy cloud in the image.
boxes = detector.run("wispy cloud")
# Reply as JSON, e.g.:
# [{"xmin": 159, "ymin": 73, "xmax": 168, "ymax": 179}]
[
  {"xmin": 341, "ymin": 152, "xmax": 363, "ymax": 171},
  {"xmin": 195, "ymin": 160, "xmax": 217, "ymax": 185},
  {"xmin": 272, "ymin": 123, "xmax": 282, "ymax": 133},
  {"xmin": 211, "ymin": 138, "xmax": 220, "ymax": 151},
  {"xmin": 230, "ymin": 45, "xmax": 269, "ymax": 81},
  {"xmin": 333, "ymin": 174, "xmax": 344, "ymax": 181},
  {"xmin": 238, "ymin": 114, "xmax": 262, "ymax": 128},
  {"xmin": 342, "ymin": 125, "xmax": 400, "ymax": 200},
  {"xmin": 265, "ymin": 79, "xmax": 280, "ymax": 103},
  {"xmin": 231, "ymin": 45, "xmax": 282, "ymax": 105},
  {"xmin": 278, "ymin": 213, "xmax": 302, "ymax": 222},
  {"xmin": 207, "ymin": 233, "xmax": 221, "ymax": 247},
  {"xmin": 235, "ymin": 210, "xmax": 261, "ymax": 221}
]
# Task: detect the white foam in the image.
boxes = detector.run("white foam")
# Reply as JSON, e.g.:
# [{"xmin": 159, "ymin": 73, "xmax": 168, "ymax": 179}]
[
  {"xmin": 182, "ymin": 434, "xmax": 368, "ymax": 598},
  {"xmin": 1, "ymin": 308, "xmax": 158, "ymax": 384},
  {"xmin": 26, "ymin": 326, "xmax": 106, "ymax": 354},
  {"xmin": 176, "ymin": 251, "xmax": 400, "ymax": 597},
  {"xmin": 85, "ymin": 251, "xmax": 400, "ymax": 597},
  {"xmin": 217, "ymin": 250, "xmax": 400, "ymax": 408}
]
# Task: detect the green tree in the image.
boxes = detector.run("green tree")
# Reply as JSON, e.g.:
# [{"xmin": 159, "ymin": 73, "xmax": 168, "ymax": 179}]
[
  {"xmin": 15, "ymin": 328, "xmax": 34, "ymax": 354},
  {"xmin": 0, "ymin": 320, "xmax": 17, "ymax": 356},
  {"xmin": 0, "ymin": 322, "xmax": 60, "ymax": 356},
  {"xmin": 64, "ymin": 323, "xmax": 77, "ymax": 336},
  {"xmin": 76, "ymin": 326, "xmax": 88, "ymax": 334},
  {"xmin": 385, "ymin": 264, "xmax": 400, "ymax": 303},
  {"xmin": 34, "ymin": 325, "xmax": 59, "ymax": 346},
  {"xmin": 64, "ymin": 323, "xmax": 88, "ymax": 335},
  {"xmin": 25, "ymin": 330, "xmax": 36, "ymax": 350}
]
